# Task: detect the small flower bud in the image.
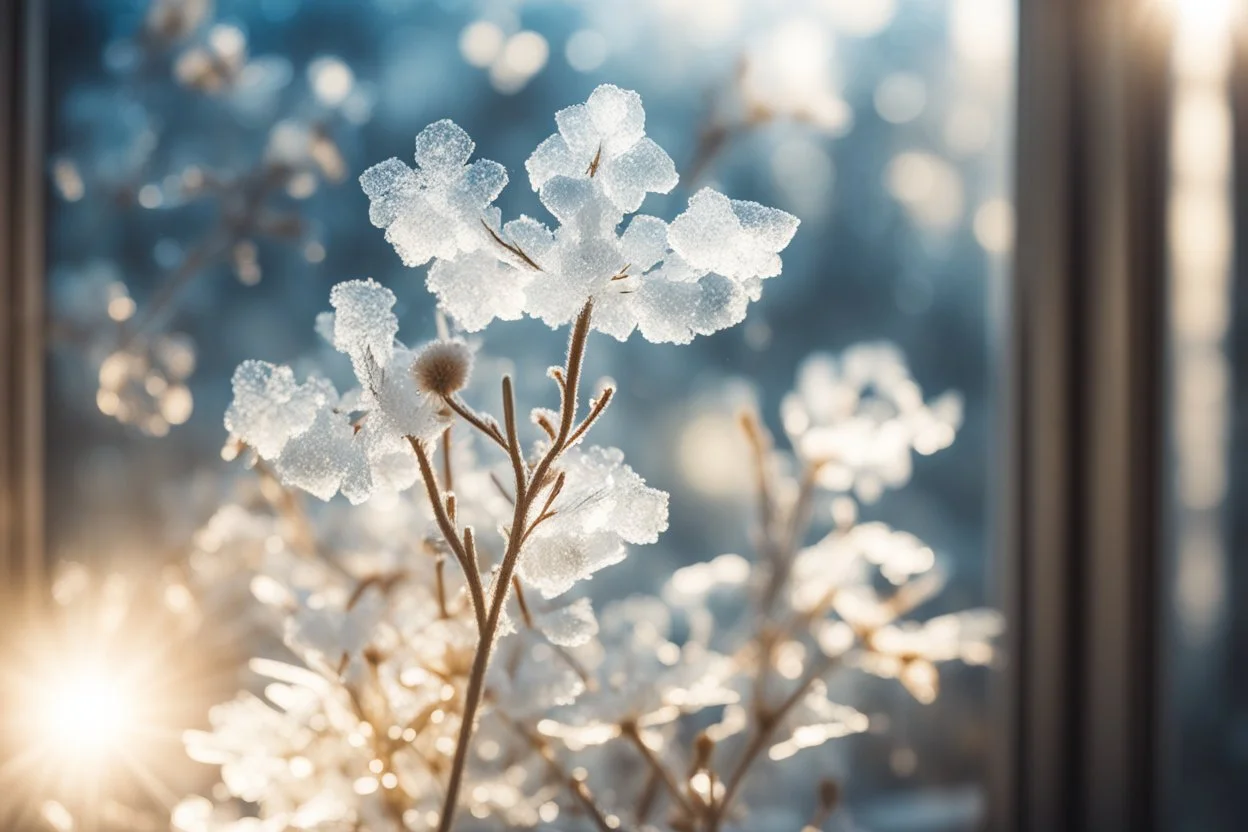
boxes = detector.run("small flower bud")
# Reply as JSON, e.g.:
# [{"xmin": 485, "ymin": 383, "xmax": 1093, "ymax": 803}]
[{"xmin": 411, "ymin": 340, "xmax": 473, "ymax": 397}]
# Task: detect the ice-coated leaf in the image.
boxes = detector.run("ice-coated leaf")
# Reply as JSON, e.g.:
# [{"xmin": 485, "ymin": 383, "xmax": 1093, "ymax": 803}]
[
  {"xmin": 520, "ymin": 531, "xmax": 624, "ymax": 599},
  {"xmin": 668, "ymin": 188, "xmax": 799, "ymax": 280},
  {"xmin": 581, "ymin": 84, "xmax": 646, "ymax": 157},
  {"xmin": 619, "ymin": 215, "xmax": 669, "ymax": 272},
  {"xmin": 526, "ymin": 85, "xmax": 670, "ymax": 214},
  {"xmin": 519, "ymin": 445, "xmax": 668, "ymax": 598},
  {"xmin": 274, "ymin": 404, "xmax": 361, "ymax": 502},
  {"xmin": 633, "ymin": 273, "xmax": 750, "ymax": 345},
  {"xmin": 224, "ymin": 360, "xmax": 329, "ymax": 459}
]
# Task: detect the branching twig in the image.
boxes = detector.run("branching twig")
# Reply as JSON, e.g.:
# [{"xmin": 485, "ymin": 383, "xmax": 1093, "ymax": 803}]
[
  {"xmin": 621, "ymin": 722, "xmax": 699, "ymax": 823},
  {"xmin": 433, "ymin": 302, "xmax": 594, "ymax": 832},
  {"xmin": 411, "ymin": 438, "xmax": 487, "ymax": 635}
]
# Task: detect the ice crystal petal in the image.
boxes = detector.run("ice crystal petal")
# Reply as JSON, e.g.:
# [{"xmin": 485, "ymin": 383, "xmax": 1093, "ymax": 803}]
[
  {"xmin": 583, "ymin": 84, "xmax": 645, "ymax": 156},
  {"xmin": 224, "ymin": 360, "xmax": 328, "ymax": 459},
  {"xmin": 413, "ymin": 119, "xmax": 475, "ymax": 177},
  {"xmin": 537, "ymin": 597, "xmax": 599, "ymax": 648},
  {"xmin": 427, "ymin": 251, "xmax": 531, "ymax": 332},
  {"xmin": 361, "ymin": 120, "xmax": 506, "ymax": 267},
  {"xmin": 633, "ymin": 273, "xmax": 750, "ymax": 345},
  {"xmin": 668, "ymin": 188, "xmax": 799, "ymax": 280},
  {"xmin": 601, "ymin": 137, "xmax": 677, "ymax": 213},
  {"xmin": 328, "ymin": 278, "xmax": 397, "ymax": 372}
]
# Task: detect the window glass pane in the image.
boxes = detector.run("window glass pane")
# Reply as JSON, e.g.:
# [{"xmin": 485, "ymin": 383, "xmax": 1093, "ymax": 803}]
[
  {"xmin": 1165, "ymin": 4, "xmax": 1244, "ymax": 829},
  {"xmin": 34, "ymin": 2, "xmax": 1014, "ymax": 829}
]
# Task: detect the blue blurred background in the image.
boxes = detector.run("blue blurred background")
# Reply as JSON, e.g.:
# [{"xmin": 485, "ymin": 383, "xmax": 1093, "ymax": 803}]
[{"xmin": 43, "ymin": 1, "xmax": 1015, "ymax": 828}]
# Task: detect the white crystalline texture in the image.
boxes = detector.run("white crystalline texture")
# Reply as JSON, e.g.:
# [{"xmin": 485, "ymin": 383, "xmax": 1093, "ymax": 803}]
[
  {"xmin": 537, "ymin": 597, "xmax": 599, "ymax": 648},
  {"xmin": 274, "ymin": 405, "xmax": 363, "ymax": 502},
  {"xmin": 668, "ymin": 188, "xmax": 800, "ymax": 281},
  {"xmin": 525, "ymin": 84, "xmax": 677, "ymax": 213},
  {"xmin": 427, "ymin": 250, "xmax": 532, "ymax": 332},
  {"xmin": 224, "ymin": 360, "xmax": 330, "ymax": 459},
  {"xmin": 519, "ymin": 445, "xmax": 669, "ymax": 598},
  {"xmin": 360, "ymin": 119, "xmax": 507, "ymax": 267},
  {"xmin": 230, "ymin": 281, "xmax": 452, "ymax": 506},
  {"xmin": 328, "ymin": 278, "xmax": 398, "ymax": 371}
]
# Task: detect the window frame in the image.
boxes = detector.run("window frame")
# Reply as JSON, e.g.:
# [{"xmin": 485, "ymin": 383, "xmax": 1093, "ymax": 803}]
[
  {"xmin": 0, "ymin": 1, "xmax": 1191, "ymax": 830},
  {"xmin": 0, "ymin": 0, "xmax": 46, "ymax": 613}
]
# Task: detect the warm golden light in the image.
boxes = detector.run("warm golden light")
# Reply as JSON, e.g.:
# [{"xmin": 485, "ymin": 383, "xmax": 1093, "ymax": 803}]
[{"xmin": 36, "ymin": 664, "xmax": 135, "ymax": 758}]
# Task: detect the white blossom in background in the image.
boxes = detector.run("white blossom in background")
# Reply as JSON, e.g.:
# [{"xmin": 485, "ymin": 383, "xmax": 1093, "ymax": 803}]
[
  {"xmin": 361, "ymin": 84, "xmax": 799, "ymax": 344},
  {"xmin": 781, "ymin": 342, "xmax": 964, "ymax": 502}
]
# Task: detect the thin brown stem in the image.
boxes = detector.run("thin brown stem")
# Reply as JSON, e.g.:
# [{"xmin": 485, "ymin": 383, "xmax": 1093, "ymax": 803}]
[
  {"xmin": 502, "ymin": 376, "xmax": 527, "ymax": 502},
  {"xmin": 440, "ymin": 426, "xmax": 454, "ymax": 492},
  {"xmin": 511, "ymin": 577, "xmax": 535, "ymax": 628},
  {"xmin": 482, "ymin": 219, "xmax": 544, "ymax": 271},
  {"xmin": 411, "ymin": 438, "xmax": 486, "ymax": 634},
  {"xmin": 444, "ymin": 395, "xmax": 507, "ymax": 450},
  {"xmin": 710, "ymin": 656, "xmax": 841, "ymax": 831},
  {"xmin": 566, "ymin": 386, "xmax": 614, "ymax": 447},
  {"xmin": 499, "ymin": 712, "xmax": 613, "ymax": 832},
  {"xmin": 622, "ymin": 723, "xmax": 699, "ymax": 822},
  {"xmin": 435, "ymin": 302, "xmax": 594, "ymax": 832}
]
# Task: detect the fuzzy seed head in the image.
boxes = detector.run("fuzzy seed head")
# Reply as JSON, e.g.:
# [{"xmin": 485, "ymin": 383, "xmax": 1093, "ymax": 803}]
[{"xmin": 411, "ymin": 340, "xmax": 473, "ymax": 397}]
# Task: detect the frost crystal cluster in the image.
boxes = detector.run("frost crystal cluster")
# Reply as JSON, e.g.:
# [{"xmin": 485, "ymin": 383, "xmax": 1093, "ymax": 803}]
[
  {"xmin": 361, "ymin": 84, "xmax": 800, "ymax": 344},
  {"xmin": 176, "ymin": 85, "xmax": 997, "ymax": 832}
]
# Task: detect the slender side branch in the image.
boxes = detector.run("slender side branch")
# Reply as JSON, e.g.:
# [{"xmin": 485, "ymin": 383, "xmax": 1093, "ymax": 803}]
[
  {"xmin": 499, "ymin": 712, "xmax": 614, "ymax": 832},
  {"xmin": 621, "ymin": 722, "xmax": 699, "ymax": 822},
  {"xmin": 709, "ymin": 656, "xmax": 841, "ymax": 831},
  {"xmin": 411, "ymin": 437, "xmax": 487, "ymax": 634},
  {"xmin": 567, "ymin": 386, "xmax": 614, "ymax": 447},
  {"xmin": 444, "ymin": 395, "xmax": 507, "ymax": 451}
]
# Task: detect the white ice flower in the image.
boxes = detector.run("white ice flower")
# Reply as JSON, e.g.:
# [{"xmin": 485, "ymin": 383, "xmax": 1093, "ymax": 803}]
[
  {"xmin": 518, "ymin": 445, "xmax": 669, "ymax": 599},
  {"xmin": 667, "ymin": 187, "xmax": 800, "ymax": 281},
  {"xmin": 224, "ymin": 361, "xmax": 330, "ymax": 459},
  {"xmin": 226, "ymin": 279, "xmax": 452, "ymax": 504},
  {"xmin": 363, "ymin": 85, "xmax": 799, "ymax": 344},
  {"xmin": 360, "ymin": 119, "xmax": 507, "ymax": 267},
  {"xmin": 781, "ymin": 343, "xmax": 963, "ymax": 501},
  {"xmin": 525, "ymin": 83, "xmax": 678, "ymax": 213}
]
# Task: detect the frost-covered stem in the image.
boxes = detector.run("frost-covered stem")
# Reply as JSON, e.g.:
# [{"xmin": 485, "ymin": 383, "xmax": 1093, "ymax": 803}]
[
  {"xmin": 708, "ymin": 655, "xmax": 841, "ymax": 832},
  {"xmin": 621, "ymin": 722, "xmax": 698, "ymax": 822},
  {"xmin": 436, "ymin": 302, "xmax": 594, "ymax": 832},
  {"xmin": 411, "ymin": 438, "xmax": 487, "ymax": 634}
]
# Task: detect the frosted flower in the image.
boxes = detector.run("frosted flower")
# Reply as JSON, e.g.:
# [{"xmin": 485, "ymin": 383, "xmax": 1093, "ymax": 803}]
[
  {"xmin": 359, "ymin": 119, "xmax": 508, "ymax": 267},
  {"xmin": 226, "ymin": 279, "xmax": 451, "ymax": 504},
  {"xmin": 540, "ymin": 596, "xmax": 738, "ymax": 749},
  {"xmin": 781, "ymin": 343, "xmax": 963, "ymax": 501},
  {"xmin": 667, "ymin": 187, "xmax": 800, "ymax": 281},
  {"xmin": 225, "ymin": 361, "xmax": 329, "ymax": 459},
  {"xmin": 526, "ymin": 84, "xmax": 678, "ymax": 213},
  {"xmin": 518, "ymin": 446, "xmax": 669, "ymax": 599},
  {"xmin": 364, "ymin": 85, "xmax": 798, "ymax": 343},
  {"xmin": 766, "ymin": 680, "xmax": 869, "ymax": 762}
]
